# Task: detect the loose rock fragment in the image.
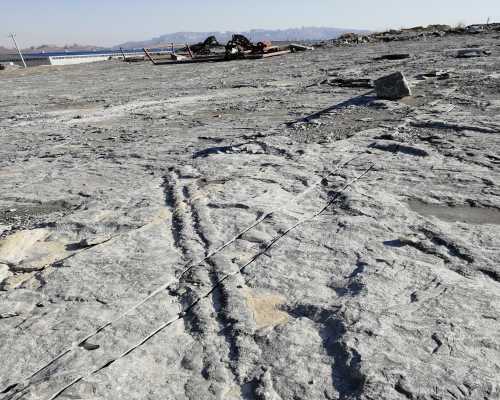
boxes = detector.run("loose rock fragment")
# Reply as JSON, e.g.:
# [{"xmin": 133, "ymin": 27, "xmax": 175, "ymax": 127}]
[
  {"xmin": 374, "ymin": 72, "xmax": 412, "ymax": 99},
  {"xmin": 326, "ymin": 77, "xmax": 373, "ymax": 88},
  {"xmin": 375, "ymin": 53, "xmax": 411, "ymax": 60},
  {"xmin": 369, "ymin": 141, "xmax": 429, "ymax": 157},
  {"xmin": 447, "ymin": 48, "xmax": 490, "ymax": 58},
  {"xmin": 289, "ymin": 43, "xmax": 315, "ymax": 52},
  {"xmin": 415, "ymin": 70, "xmax": 451, "ymax": 80}
]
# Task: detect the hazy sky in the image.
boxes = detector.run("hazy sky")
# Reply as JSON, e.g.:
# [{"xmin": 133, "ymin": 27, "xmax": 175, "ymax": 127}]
[{"xmin": 1, "ymin": 0, "xmax": 499, "ymax": 48}]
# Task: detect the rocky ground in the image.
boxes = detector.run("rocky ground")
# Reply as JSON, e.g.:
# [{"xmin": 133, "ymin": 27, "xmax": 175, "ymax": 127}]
[{"xmin": 0, "ymin": 32, "xmax": 499, "ymax": 400}]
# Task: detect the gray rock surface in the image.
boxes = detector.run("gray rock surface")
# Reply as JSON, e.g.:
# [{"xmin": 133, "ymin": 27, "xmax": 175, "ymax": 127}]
[{"xmin": 0, "ymin": 32, "xmax": 499, "ymax": 400}]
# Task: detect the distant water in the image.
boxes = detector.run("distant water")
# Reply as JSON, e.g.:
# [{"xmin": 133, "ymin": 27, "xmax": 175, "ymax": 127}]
[
  {"xmin": 3, "ymin": 48, "xmax": 173, "ymax": 59},
  {"xmin": 25, "ymin": 50, "xmax": 124, "ymax": 58}
]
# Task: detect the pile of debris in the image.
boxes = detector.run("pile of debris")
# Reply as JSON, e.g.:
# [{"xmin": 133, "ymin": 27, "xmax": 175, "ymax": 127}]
[
  {"xmin": 223, "ymin": 34, "xmax": 311, "ymax": 59},
  {"xmin": 329, "ymin": 22, "xmax": 500, "ymax": 46},
  {"xmin": 334, "ymin": 32, "xmax": 372, "ymax": 45},
  {"xmin": 144, "ymin": 34, "xmax": 313, "ymax": 66},
  {"xmin": 183, "ymin": 36, "xmax": 223, "ymax": 55}
]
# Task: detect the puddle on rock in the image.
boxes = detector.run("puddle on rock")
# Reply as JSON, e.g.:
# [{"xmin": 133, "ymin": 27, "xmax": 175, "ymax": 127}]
[{"xmin": 409, "ymin": 199, "xmax": 500, "ymax": 225}]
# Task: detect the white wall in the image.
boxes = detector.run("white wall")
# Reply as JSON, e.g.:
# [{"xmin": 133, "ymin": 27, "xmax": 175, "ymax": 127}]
[{"xmin": 49, "ymin": 55, "xmax": 112, "ymax": 66}]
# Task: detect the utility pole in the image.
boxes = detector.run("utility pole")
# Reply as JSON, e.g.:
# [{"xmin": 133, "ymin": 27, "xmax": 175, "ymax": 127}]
[{"xmin": 8, "ymin": 33, "xmax": 27, "ymax": 68}]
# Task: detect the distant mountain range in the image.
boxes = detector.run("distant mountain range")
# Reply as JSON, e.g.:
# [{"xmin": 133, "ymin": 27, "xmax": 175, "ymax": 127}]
[{"xmin": 115, "ymin": 27, "xmax": 369, "ymax": 48}]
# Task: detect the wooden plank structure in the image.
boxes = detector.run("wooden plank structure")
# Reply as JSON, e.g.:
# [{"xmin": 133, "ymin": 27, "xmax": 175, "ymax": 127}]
[{"xmin": 143, "ymin": 48, "xmax": 227, "ymax": 65}]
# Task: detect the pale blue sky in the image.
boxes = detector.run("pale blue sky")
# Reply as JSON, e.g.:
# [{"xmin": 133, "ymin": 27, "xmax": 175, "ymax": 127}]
[{"xmin": 1, "ymin": 0, "xmax": 499, "ymax": 48}]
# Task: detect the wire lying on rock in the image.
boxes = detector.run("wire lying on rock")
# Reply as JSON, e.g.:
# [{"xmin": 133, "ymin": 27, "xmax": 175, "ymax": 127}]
[
  {"xmin": 2, "ymin": 152, "xmax": 367, "ymax": 398},
  {"xmin": 46, "ymin": 163, "xmax": 374, "ymax": 400}
]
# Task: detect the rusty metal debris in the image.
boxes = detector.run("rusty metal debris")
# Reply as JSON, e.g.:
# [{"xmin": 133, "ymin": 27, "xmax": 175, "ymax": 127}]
[
  {"xmin": 224, "ymin": 34, "xmax": 293, "ymax": 59},
  {"xmin": 187, "ymin": 36, "xmax": 222, "ymax": 55},
  {"xmin": 289, "ymin": 43, "xmax": 315, "ymax": 52},
  {"xmin": 143, "ymin": 34, "xmax": 312, "ymax": 66}
]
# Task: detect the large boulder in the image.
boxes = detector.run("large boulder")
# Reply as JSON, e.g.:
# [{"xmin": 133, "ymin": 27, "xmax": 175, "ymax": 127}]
[{"xmin": 374, "ymin": 71, "xmax": 412, "ymax": 99}]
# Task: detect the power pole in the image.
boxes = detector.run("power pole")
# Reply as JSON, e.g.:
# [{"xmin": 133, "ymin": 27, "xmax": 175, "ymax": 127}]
[{"xmin": 9, "ymin": 33, "xmax": 27, "ymax": 68}]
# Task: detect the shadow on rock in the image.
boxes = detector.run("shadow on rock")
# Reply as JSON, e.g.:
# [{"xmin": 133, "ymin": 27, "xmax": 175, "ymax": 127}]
[
  {"xmin": 286, "ymin": 93, "xmax": 377, "ymax": 126},
  {"xmin": 285, "ymin": 304, "xmax": 366, "ymax": 399}
]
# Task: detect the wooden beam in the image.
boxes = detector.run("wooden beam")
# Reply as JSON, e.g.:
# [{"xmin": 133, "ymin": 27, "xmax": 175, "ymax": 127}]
[{"xmin": 143, "ymin": 48, "xmax": 158, "ymax": 65}]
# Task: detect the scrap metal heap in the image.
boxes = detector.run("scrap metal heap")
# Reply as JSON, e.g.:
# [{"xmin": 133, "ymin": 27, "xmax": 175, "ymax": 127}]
[
  {"xmin": 224, "ymin": 34, "xmax": 287, "ymax": 59},
  {"xmin": 143, "ymin": 34, "xmax": 313, "ymax": 65},
  {"xmin": 185, "ymin": 36, "xmax": 222, "ymax": 55}
]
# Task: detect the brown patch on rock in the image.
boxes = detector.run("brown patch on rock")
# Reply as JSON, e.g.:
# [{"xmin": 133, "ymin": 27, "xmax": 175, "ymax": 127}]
[
  {"xmin": 245, "ymin": 290, "xmax": 289, "ymax": 329},
  {"xmin": 0, "ymin": 229, "xmax": 69, "ymax": 273}
]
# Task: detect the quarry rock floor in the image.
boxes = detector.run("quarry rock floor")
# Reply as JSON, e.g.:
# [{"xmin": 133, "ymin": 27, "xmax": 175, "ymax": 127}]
[{"xmin": 0, "ymin": 34, "xmax": 499, "ymax": 400}]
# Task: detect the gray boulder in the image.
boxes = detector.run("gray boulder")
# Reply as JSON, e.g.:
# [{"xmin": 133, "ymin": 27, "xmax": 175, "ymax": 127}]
[{"xmin": 374, "ymin": 71, "xmax": 412, "ymax": 99}]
